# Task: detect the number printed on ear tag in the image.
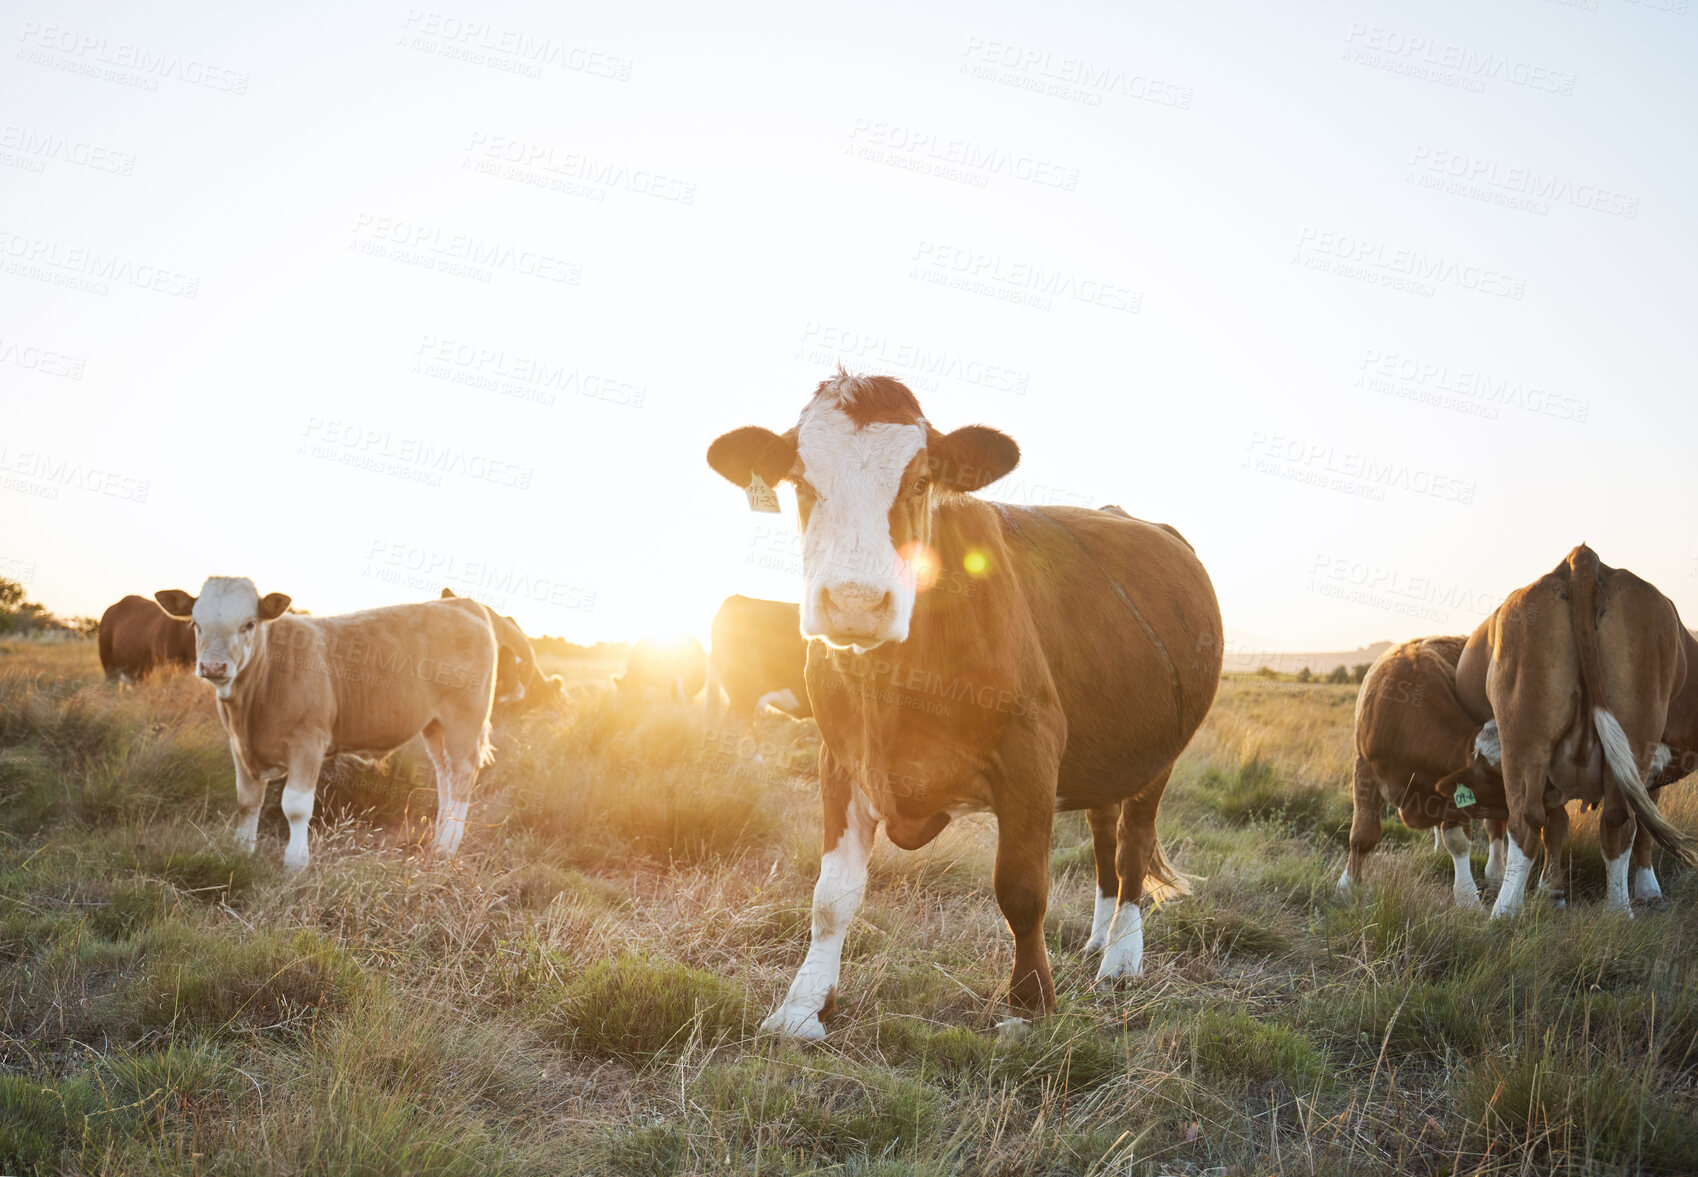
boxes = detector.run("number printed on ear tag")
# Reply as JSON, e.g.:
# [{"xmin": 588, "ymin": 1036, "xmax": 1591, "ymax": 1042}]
[
  {"xmin": 1452, "ymin": 784, "xmax": 1477, "ymax": 809},
  {"xmin": 746, "ymin": 472, "xmax": 780, "ymax": 513}
]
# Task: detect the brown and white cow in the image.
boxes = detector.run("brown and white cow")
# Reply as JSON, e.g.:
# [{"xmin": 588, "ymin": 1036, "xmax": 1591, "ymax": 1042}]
[
  {"xmin": 615, "ymin": 633, "xmax": 707, "ymax": 703},
  {"xmin": 708, "ymin": 372, "xmax": 1221, "ymax": 1037},
  {"xmin": 705, "ymin": 595, "xmax": 812, "ymax": 727},
  {"xmin": 439, "ymin": 588, "xmax": 565, "ymax": 713},
  {"xmin": 1340, "ymin": 635, "xmax": 1510, "ymax": 907},
  {"xmin": 98, "ymin": 594, "xmax": 195, "ymax": 682},
  {"xmin": 1454, "ymin": 545, "xmax": 1698, "ymax": 917},
  {"xmin": 155, "ymin": 577, "xmax": 499, "ymax": 868}
]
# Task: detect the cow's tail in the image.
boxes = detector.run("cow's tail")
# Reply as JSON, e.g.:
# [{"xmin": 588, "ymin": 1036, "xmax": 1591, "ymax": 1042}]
[
  {"xmin": 1142, "ymin": 837, "xmax": 1195, "ymax": 904},
  {"xmin": 1567, "ymin": 544, "xmax": 1605, "ymax": 768},
  {"xmin": 478, "ymin": 720, "xmax": 496, "ymax": 768},
  {"xmin": 1595, "ymin": 707, "xmax": 1698, "ymax": 866}
]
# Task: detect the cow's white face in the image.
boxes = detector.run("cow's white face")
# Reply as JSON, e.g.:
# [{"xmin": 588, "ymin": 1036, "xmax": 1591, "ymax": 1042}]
[
  {"xmin": 155, "ymin": 577, "xmax": 291, "ymax": 699},
  {"xmin": 793, "ymin": 400, "xmax": 929, "ymax": 648},
  {"xmin": 708, "ymin": 372, "xmax": 1020, "ymax": 653}
]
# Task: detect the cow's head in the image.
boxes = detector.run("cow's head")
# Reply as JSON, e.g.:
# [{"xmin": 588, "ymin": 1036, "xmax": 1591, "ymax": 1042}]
[
  {"xmin": 708, "ymin": 371, "xmax": 1017, "ymax": 649},
  {"xmin": 155, "ymin": 577, "xmax": 291, "ymax": 698}
]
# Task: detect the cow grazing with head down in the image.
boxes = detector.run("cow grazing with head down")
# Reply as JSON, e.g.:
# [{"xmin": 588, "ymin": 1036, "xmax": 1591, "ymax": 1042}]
[
  {"xmin": 708, "ymin": 371, "xmax": 1222, "ymax": 1037},
  {"xmin": 438, "ymin": 588, "xmax": 565, "ymax": 712},
  {"xmin": 706, "ymin": 595, "xmax": 812, "ymax": 728},
  {"xmin": 155, "ymin": 577, "xmax": 499, "ymax": 868},
  {"xmin": 98, "ymin": 595, "xmax": 195, "ymax": 682},
  {"xmin": 615, "ymin": 633, "xmax": 707, "ymax": 703},
  {"xmin": 1340, "ymin": 635, "xmax": 1510, "ymax": 907},
  {"xmin": 1453, "ymin": 545, "xmax": 1698, "ymax": 917}
]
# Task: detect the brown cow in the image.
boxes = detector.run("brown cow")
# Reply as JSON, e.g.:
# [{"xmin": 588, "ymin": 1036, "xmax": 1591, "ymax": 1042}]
[
  {"xmin": 1339, "ymin": 635, "xmax": 1511, "ymax": 907},
  {"xmin": 615, "ymin": 633, "xmax": 706, "ymax": 703},
  {"xmin": 1454, "ymin": 545, "xmax": 1698, "ymax": 917},
  {"xmin": 708, "ymin": 371, "xmax": 1221, "ymax": 1037},
  {"xmin": 439, "ymin": 588, "xmax": 564, "ymax": 712},
  {"xmin": 98, "ymin": 594, "xmax": 195, "ymax": 682},
  {"xmin": 155, "ymin": 577, "xmax": 499, "ymax": 868},
  {"xmin": 705, "ymin": 595, "xmax": 812, "ymax": 727}
]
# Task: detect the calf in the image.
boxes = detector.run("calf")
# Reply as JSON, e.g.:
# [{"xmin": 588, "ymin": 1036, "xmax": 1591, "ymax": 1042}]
[
  {"xmin": 615, "ymin": 633, "xmax": 707, "ymax": 703},
  {"xmin": 1339, "ymin": 635, "xmax": 1510, "ymax": 906},
  {"xmin": 706, "ymin": 595, "xmax": 812, "ymax": 727},
  {"xmin": 98, "ymin": 594, "xmax": 195, "ymax": 682},
  {"xmin": 1454, "ymin": 545, "xmax": 1698, "ymax": 917},
  {"xmin": 708, "ymin": 371, "xmax": 1221, "ymax": 1037},
  {"xmin": 439, "ymin": 588, "xmax": 565, "ymax": 712},
  {"xmin": 155, "ymin": 577, "xmax": 498, "ymax": 868}
]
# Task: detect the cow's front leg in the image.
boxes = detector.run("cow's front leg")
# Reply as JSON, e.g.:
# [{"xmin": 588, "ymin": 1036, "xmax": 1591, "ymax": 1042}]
[
  {"xmin": 1631, "ymin": 812, "xmax": 1662, "ymax": 904},
  {"xmin": 1439, "ymin": 823, "xmax": 1480, "ymax": 908},
  {"xmin": 231, "ymin": 739, "xmax": 264, "ymax": 854},
  {"xmin": 281, "ymin": 742, "xmax": 327, "ymax": 870},
  {"xmin": 1083, "ymin": 802, "xmax": 1121, "ymax": 951},
  {"xmin": 1536, "ymin": 803, "xmax": 1570, "ymax": 907},
  {"xmin": 994, "ymin": 796, "xmax": 1057, "ymax": 1019},
  {"xmin": 762, "ymin": 767, "xmax": 876, "ymax": 1040}
]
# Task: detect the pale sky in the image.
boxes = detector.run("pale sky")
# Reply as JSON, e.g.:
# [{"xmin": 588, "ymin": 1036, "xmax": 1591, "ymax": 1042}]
[{"xmin": 4, "ymin": 0, "xmax": 1694, "ymax": 653}]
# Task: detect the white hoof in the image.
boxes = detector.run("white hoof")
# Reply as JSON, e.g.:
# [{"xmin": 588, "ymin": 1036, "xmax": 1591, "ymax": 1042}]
[
  {"xmin": 760, "ymin": 1004, "xmax": 828, "ymax": 1040},
  {"xmin": 1453, "ymin": 884, "xmax": 1482, "ymax": 910},
  {"xmin": 996, "ymin": 1016, "xmax": 1032, "ymax": 1042},
  {"xmin": 1083, "ymin": 894, "xmax": 1116, "ymax": 953},
  {"xmin": 1633, "ymin": 867, "xmax": 1663, "ymax": 904},
  {"xmin": 1093, "ymin": 904, "xmax": 1144, "ymax": 985},
  {"xmin": 1335, "ymin": 871, "xmax": 1352, "ymax": 894}
]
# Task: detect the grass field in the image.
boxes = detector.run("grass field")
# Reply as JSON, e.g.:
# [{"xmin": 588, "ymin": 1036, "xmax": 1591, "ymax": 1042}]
[{"xmin": 2, "ymin": 639, "xmax": 1695, "ymax": 1175}]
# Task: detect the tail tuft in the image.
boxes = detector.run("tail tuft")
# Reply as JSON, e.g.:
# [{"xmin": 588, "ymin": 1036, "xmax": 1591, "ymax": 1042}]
[
  {"xmin": 1595, "ymin": 706, "xmax": 1698, "ymax": 867},
  {"xmin": 478, "ymin": 720, "xmax": 496, "ymax": 767},
  {"xmin": 1142, "ymin": 838, "xmax": 1197, "ymax": 904}
]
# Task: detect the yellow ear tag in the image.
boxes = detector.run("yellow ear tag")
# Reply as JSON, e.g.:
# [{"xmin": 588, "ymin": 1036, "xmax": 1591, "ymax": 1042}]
[
  {"xmin": 745, "ymin": 472, "xmax": 780, "ymax": 513},
  {"xmin": 1451, "ymin": 784, "xmax": 1477, "ymax": 809}
]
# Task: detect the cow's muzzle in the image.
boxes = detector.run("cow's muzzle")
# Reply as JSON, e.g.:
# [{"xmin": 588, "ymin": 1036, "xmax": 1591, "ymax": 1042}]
[{"xmin": 815, "ymin": 582, "xmax": 896, "ymax": 646}]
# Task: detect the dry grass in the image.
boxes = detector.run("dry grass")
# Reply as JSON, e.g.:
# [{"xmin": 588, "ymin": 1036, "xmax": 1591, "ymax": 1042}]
[{"xmin": 1, "ymin": 640, "xmax": 1695, "ymax": 1174}]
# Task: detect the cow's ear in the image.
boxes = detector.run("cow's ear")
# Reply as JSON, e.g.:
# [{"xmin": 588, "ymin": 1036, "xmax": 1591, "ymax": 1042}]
[
  {"xmin": 929, "ymin": 426, "xmax": 1019, "ymax": 493},
  {"xmin": 258, "ymin": 593, "xmax": 292, "ymax": 621},
  {"xmin": 707, "ymin": 427, "xmax": 797, "ymax": 488},
  {"xmin": 441, "ymin": 587, "xmax": 457, "ymax": 599},
  {"xmin": 155, "ymin": 589, "xmax": 197, "ymax": 620}
]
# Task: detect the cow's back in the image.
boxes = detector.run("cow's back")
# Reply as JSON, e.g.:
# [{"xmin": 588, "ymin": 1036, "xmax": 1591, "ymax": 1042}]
[
  {"xmin": 993, "ymin": 503, "xmax": 1222, "ymax": 800},
  {"xmin": 1356, "ymin": 635, "xmax": 1476, "ymax": 786}
]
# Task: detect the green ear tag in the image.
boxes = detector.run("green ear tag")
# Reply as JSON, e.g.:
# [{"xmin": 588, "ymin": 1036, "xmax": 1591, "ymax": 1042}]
[
  {"xmin": 745, "ymin": 472, "xmax": 780, "ymax": 513},
  {"xmin": 1452, "ymin": 784, "xmax": 1477, "ymax": 809}
]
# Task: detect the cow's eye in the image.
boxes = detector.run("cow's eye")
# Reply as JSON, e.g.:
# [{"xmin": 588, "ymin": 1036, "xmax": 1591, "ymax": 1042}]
[
  {"xmin": 912, "ymin": 476, "xmax": 930, "ymax": 496},
  {"xmin": 242, "ymin": 621, "xmax": 255, "ymax": 633}
]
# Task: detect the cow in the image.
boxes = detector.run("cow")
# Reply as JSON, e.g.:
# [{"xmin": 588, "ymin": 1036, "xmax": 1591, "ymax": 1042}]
[
  {"xmin": 707, "ymin": 370, "xmax": 1222, "ymax": 1038},
  {"xmin": 1453, "ymin": 545, "xmax": 1698, "ymax": 917},
  {"xmin": 705, "ymin": 595, "xmax": 812, "ymax": 728},
  {"xmin": 98, "ymin": 594, "xmax": 195, "ymax": 682},
  {"xmin": 154, "ymin": 577, "xmax": 499, "ymax": 869},
  {"xmin": 438, "ymin": 589, "xmax": 565, "ymax": 712},
  {"xmin": 1338, "ymin": 635, "xmax": 1511, "ymax": 907},
  {"xmin": 615, "ymin": 633, "xmax": 706, "ymax": 703}
]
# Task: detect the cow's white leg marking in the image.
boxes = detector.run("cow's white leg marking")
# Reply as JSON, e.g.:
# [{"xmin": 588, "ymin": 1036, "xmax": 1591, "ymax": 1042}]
[
  {"xmin": 430, "ymin": 744, "xmax": 475, "ymax": 858},
  {"xmin": 1094, "ymin": 903, "xmax": 1144, "ymax": 982},
  {"xmin": 1489, "ymin": 840, "xmax": 1535, "ymax": 918},
  {"xmin": 762, "ymin": 796, "xmax": 872, "ymax": 1040},
  {"xmin": 1441, "ymin": 825, "xmax": 1481, "ymax": 908},
  {"xmin": 1633, "ymin": 865, "xmax": 1663, "ymax": 903},
  {"xmin": 1484, "ymin": 835, "xmax": 1506, "ymax": 882},
  {"xmin": 1335, "ymin": 863, "xmax": 1354, "ymax": 892},
  {"xmin": 1083, "ymin": 891, "xmax": 1117, "ymax": 953},
  {"xmin": 280, "ymin": 746, "xmax": 322, "ymax": 870},
  {"xmin": 755, "ymin": 688, "xmax": 801, "ymax": 714},
  {"xmin": 231, "ymin": 741, "xmax": 264, "ymax": 854},
  {"xmin": 1433, "ymin": 827, "xmax": 1444, "ymax": 853},
  {"xmin": 1604, "ymin": 846, "xmax": 1633, "ymax": 914}
]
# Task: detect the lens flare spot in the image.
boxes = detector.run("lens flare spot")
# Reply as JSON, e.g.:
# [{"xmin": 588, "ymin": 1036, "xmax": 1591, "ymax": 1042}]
[
  {"xmin": 964, "ymin": 550, "xmax": 989, "ymax": 577},
  {"xmin": 899, "ymin": 542, "xmax": 941, "ymax": 592}
]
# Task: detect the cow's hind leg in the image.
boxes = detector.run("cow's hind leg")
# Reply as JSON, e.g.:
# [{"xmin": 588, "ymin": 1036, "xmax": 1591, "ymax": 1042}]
[
  {"xmin": 425, "ymin": 719, "xmax": 489, "ymax": 858},
  {"xmin": 762, "ymin": 761, "xmax": 875, "ymax": 1040},
  {"xmin": 1083, "ymin": 802, "xmax": 1121, "ymax": 952},
  {"xmin": 1631, "ymin": 808, "xmax": 1663, "ymax": 904},
  {"xmin": 1337, "ymin": 754, "xmax": 1381, "ymax": 893},
  {"xmin": 1484, "ymin": 819, "xmax": 1508, "ymax": 882},
  {"xmin": 1491, "ymin": 740, "xmax": 1553, "ymax": 919},
  {"xmin": 1096, "ymin": 769, "xmax": 1180, "ymax": 985},
  {"xmin": 281, "ymin": 741, "xmax": 328, "ymax": 870}
]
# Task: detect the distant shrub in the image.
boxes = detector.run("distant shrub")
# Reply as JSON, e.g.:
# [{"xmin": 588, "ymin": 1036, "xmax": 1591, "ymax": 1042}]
[{"xmin": 1327, "ymin": 665, "xmax": 1351, "ymax": 685}]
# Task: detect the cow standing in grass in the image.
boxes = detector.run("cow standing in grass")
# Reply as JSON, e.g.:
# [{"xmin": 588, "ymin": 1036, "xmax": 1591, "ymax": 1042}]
[
  {"xmin": 1340, "ymin": 635, "xmax": 1510, "ymax": 907},
  {"xmin": 98, "ymin": 594, "xmax": 195, "ymax": 682},
  {"xmin": 707, "ymin": 372, "xmax": 1221, "ymax": 1037},
  {"xmin": 155, "ymin": 577, "xmax": 499, "ymax": 868},
  {"xmin": 439, "ymin": 588, "xmax": 565, "ymax": 714},
  {"xmin": 1453, "ymin": 545, "xmax": 1698, "ymax": 917}
]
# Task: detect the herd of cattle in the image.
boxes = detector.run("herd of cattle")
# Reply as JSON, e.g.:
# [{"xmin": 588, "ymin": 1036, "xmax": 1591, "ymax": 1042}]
[{"xmin": 79, "ymin": 371, "xmax": 1697, "ymax": 1039}]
